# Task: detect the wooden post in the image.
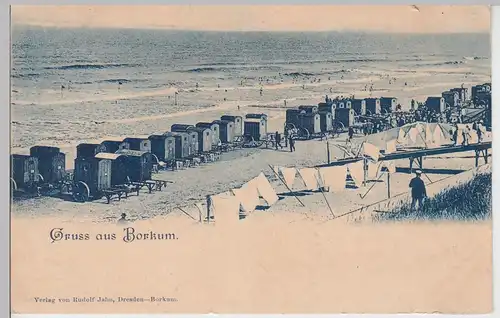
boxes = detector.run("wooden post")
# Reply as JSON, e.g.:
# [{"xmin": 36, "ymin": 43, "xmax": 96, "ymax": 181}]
[
  {"xmin": 206, "ymin": 195, "xmax": 211, "ymax": 224},
  {"xmin": 326, "ymin": 141, "xmax": 331, "ymax": 164},
  {"xmin": 363, "ymin": 158, "xmax": 368, "ymax": 186},
  {"xmin": 475, "ymin": 150, "xmax": 479, "ymax": 167},
  {"xmin": 174, "ymin": 92, "xmax": 178, "ymax": 106},
  {"xmin": 315, "ymin": 176, "xmax": 335, "ymax": 218},
  {"xmin": 485, "ymin": 149, "xmax": 489, "ymax": 164},
  {"xmin": 387, "ymin": 172, "xmax": 391, "ymax": 198}
]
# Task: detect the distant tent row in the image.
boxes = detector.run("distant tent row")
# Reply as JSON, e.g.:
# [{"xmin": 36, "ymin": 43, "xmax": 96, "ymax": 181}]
[{"xmin": 364, "ymin": 122, "xmax": 456, "ymax": 152}]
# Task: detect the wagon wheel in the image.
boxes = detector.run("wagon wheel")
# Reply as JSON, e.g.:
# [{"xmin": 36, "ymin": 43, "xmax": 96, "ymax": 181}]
[
  {"xmin": 151, "ymin": 153, "xmax": 160, "ymax": 165},
  {"xmin": 285, "ymin": 122, "xmax": 297, "ymax": 131},
  {"xmin": 335, "ymin": 121, "xmax": 345, "ymax": 134},
  {"xmin": 72, "ymin": 181, "xmax": 90, "ymax": 203},
  {"xmin": 10, "ymin": 178, "xmax": 17, "ymax": 192},
  {"xmin": 298, "ymin": 127, "xmax": 310, "ymax": 140}
]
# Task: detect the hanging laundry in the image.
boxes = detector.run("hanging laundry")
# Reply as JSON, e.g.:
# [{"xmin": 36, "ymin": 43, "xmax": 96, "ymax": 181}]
[
  {"xmin": 397, "ymin": 128, "xmax": 408, "ymax": 144},
  {"xmin": 253, "ymin": 173, "xmax": 279, "ymax": 206},
  {"xmin": 385, "ymin": 139, "xmax": 397, "ymax": 154},
  {"xmin": 408, "ymin": 127, "xmax": 419, "ymax": 144},
  {"xmin": 232, "ymin": 183, "xmax": 260, "ymax": 213},
  {"xmin": 210, "ymin": 194, "xmax": 240, "ymax": 225},
  {"xmin": 195, "ymin": 202, "xmax": 205, "ymax": 220},
  {"xmin": 272, "ymin": 165, "xmax": 281, "ymax": 176},
  {"xmin": 347, "ymin": 160, "xmax": 364, "ymax": 188},
  {"xmin": 363, "ymin": 142, "xmax": 380, "ymax": 162},
  {"xmin": 425, "ymin": 124, "xmax": 434, "ymax": 145},
  {"xmin": 298, "ymin": 168, "xmax": 320, "ymax": 190},
  {"xmin": 384, "ymin": 161, "xmax": 396, "ymax": 173},
  {"xmin": 469, "ymin": 130, "xmax": 479, "ymax": 144},
  {"xmin": 432, "ymin": 126, "xmax": 445, "ymax": 147},
  {"xmin": 278, "ymin": 167, "xmax": 297, "ymax": 189},
  {"xmin": 367, "ymin": 162, "xmax": 380, "ymax": 180},
  {"xmin": 455, "ymin": 128, "xmax": 464, "ymax": 146},
  {"xmin": 318, "ymin": 165, "xmax": 347, "ymax": 192}
]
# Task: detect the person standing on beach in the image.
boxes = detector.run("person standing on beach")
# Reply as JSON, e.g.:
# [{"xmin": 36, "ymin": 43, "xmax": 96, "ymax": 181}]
[
  {"xmin": 348, "ymin": 126, "xmax": 354, "ymax": 142},
  {"xmin": 275, "ymin": 131, "xmax": 282, "ymax": 150},
  {"xmin": 117, "ymin": 213, "xmax": 129, "ymax": 225},
  {"xmin": 462, "ymin": 125, "xmax": 471, "ymax": 146},
  {"xmin": 409, "ymin": 170, "xmax": 427, "ymax": 212},
  {"xmin": 288, "ymin": 135, "xmax": 295, "ymax": 152}
]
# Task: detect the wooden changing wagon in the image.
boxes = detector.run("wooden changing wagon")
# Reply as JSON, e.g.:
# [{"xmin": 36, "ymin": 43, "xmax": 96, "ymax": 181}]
[
  {"xmin": 171, "ymin": 124, "xmax": 200, "ymax": 156},
  {"xmin": 285, "ymin": 109, "xmax": 324, "ymax": 139},
  {"xmin": 364, "ymin": 98, "xmax": 381, "ymax": 115},
  {"xmin": 318, "ymin": 111, "xmax": 333, "ymax": 132},
  {"xmin": 212, "ymin": 120, "xmax": 235, "ymax": 144},
  {"xmin": 10, "ymin": 154, "xmax": 40, "ymax": 193},
  {"xmin": 122, "ymin": 137, "xmax": 152, "ymax": 153},
  {"xmin": 76, "ymin": 143, "xmax": 106, "ymax": 158},
  {"xmin": 148, "ymin": 133, "xmax": 176, "ymax": 165},
  {"xmin": 71, "ymin": 152, "xmax": 169, "ymax": 203},
  {"xmin": 351, "ymin": 99, "xmax": 367, "ymax": 116},
  {"xmin": 189, "ymin": 127, "xmax": 213, "ymax": 153},
  {"xmin": 335, "ymin": 108, "xmax": 355, "ymax": 128},
  {"xmin": 221, "ymin": 115, "xmax": 243, "ymax": 137},
  {"xmin": 29, "ymin": 146, "xmax": 66, "ymax": 186},
  {"xmin": 165, "ymin": 132, "xmax": 191, "ymax": 160},
  {"xmin": 380, "ymin": 97, "xmax": 398, "ymax": 113},
  {"xmin": 318, "ymin": 102, "xmax": 337, "ymax": 120},
  {"xmin": 101, "ymin": 140, "xmax": 129, "ymax": 153},
  {"xmin": 298, "ymin": 105, "xmax": 318, "ymax": 114},
  {"xmin": 196, "ymin": 122, "xmax": 220, "ymax": 147},
  {"xmin": 115, "ymin": 149, "xmax": 169, "ymax": 194}
]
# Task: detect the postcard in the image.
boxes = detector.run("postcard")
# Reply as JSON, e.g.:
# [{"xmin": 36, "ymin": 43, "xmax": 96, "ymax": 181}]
[{"xmin": 10, "ymin": 5, "xmax": 492, "ymax": 314}]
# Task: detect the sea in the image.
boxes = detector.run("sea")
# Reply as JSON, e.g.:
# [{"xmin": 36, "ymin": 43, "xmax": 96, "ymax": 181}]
[{"xmin": 10, "ymin": 26, "xmax": 491, "ymax": 149}]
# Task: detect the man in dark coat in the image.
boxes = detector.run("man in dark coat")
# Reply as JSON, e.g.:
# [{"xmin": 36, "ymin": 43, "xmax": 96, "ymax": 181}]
[
  {"xmin": 409, "ymin": 170, "xmax": 427, "ymax": 211},
  {"xmin": 348, "ymin": 126, "xmax": 354, "ymax": 142},
  {"xmin": 275, "ymin": 131, "xmax": 283, "ymax": 150},
  {"xmin": 288, "ymin": 135, "xmax": 295, "ymax": 152}
]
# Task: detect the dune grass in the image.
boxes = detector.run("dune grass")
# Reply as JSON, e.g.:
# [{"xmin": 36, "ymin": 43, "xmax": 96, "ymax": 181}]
[{"xmin": 375, "ymin": 172, "xmax": 492, "ymax": 222}]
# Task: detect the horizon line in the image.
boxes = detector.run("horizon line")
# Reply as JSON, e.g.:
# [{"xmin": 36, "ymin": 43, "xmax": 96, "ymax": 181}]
[{"xmin": 11, "ymin": 23, "xmax": 492, "ymax": 35}]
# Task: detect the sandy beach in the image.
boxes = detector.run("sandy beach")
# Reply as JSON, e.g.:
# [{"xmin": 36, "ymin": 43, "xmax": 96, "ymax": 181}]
[{"xmin": 11, "ymin": 66, "xmax": 492, "ymax": 223}]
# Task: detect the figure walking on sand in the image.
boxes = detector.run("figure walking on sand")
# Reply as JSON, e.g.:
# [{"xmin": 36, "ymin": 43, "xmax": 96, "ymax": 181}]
[
  {"xmin": 409, "ymin": 170, "xmax": 427, "ymax": 212},
  {"xmin": 348, "ymin": 126, "xmax": 354, "ymax": 142},
  {"xmin": 274, "ymin": 131, "xmax": 283, "ymax": 150},
  {"xmin": 288, "ymin": 135, "xmax": 295, "ymax": 152}
]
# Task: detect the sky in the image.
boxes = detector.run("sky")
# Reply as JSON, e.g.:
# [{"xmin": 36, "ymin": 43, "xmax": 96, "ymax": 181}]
[{"xmin": 10, "ymin": 5, "xmax": 491, "ymax": 33}]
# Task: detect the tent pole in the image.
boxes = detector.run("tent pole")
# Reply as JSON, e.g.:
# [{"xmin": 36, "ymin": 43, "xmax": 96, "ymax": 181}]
[
  {"xmin": 326, "ymin": 140, "xmax": 331, "ymax": 164},
  {"xmin": 268, "ymin": 165, "xmax": 305, "ymax": 207},
  {"xmin": 206, "ymin": 195, "xmax": 211, "ymax": 224},
  {"xmin": 387, "ymin": 172, "xmax": 391, "ymax": 198},
  {"xmin": 176, "ymin": 207, "xmax": 197, "ymax": 221},
  {"xmin": 315, "ymin": 175, "xmax": 335, "ymax": 218}
]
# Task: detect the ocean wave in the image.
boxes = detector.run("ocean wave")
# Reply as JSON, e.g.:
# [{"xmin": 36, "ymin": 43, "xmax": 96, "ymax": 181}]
[
  {"xmin": 464, "ymin": 56, "xmax": 489, "ymax": 61},
  {"xmin": 417, "ymin": 61, "xmax": 466, "ymax": 67},
  {"xmin": 185, "ymin": 58, "xmax": 422, "ymax": 72},
  {"xmin": 43, "ymin": 63, "xmax": 139, "ymax": 70},
  {"xmin": 98, "ymin": 78, "xmax": 133, "ymax": 83},
  {"xmin": 180, "ymin": 65, "xmax": 282, "ymax": 73},
  {"xmin": 11, "ymin": 73, "xmax": 40, "ymax": 79}
]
